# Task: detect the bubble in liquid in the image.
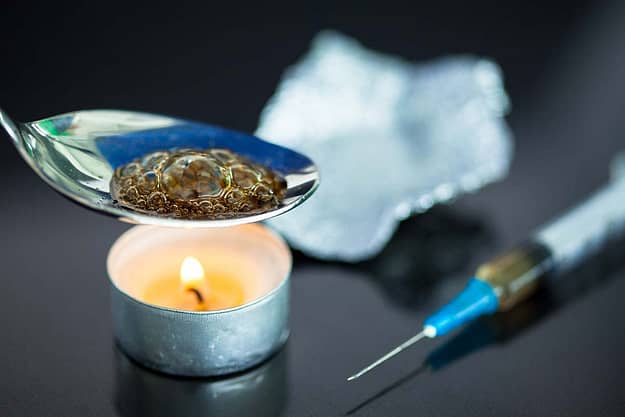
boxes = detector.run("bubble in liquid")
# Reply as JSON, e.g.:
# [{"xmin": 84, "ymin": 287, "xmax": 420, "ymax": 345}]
[
  {"xmin": 136, "ymin": 171, "xmax": 158, "ymax": 193},
  {"xmin": 110, "ymin": 148, "xmax": 286, "ymax": 219},
  {"xmin": 161, "ymin": 154, "xmax": 228, "ymax": 200},
  {"xmin": 141, "ymin": 151, "xmax": 169, "ymax": 171},
  {"xmin": 230, "ymin": 164, "xmax": 261, "ymax": 189}
]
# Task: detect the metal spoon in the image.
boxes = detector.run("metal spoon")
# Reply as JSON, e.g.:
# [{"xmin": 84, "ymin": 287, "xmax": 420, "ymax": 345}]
[{"xmin": 0, "ymin": 108, "xmax": 319, "ymax": 227}]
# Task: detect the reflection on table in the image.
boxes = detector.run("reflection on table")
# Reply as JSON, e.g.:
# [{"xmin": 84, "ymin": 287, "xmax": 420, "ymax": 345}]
[{"xmin": 114, "ymin": 344, "xmax": 288, "ymax": 417}]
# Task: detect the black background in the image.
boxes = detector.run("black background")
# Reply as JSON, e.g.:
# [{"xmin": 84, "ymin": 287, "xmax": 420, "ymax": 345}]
[{"xmin": 2, "ymin": 1, "xmax": 625, "ymax": 416}]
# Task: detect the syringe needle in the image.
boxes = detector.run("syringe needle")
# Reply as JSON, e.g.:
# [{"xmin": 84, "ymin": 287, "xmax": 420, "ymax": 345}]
[{"xmin": 347, "ymin": 330, "xmax": 427, "ymax": 381}]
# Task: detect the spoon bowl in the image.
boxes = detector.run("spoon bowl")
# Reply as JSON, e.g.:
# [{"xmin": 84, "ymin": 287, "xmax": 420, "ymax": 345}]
[{"xmin": 0, "ymin": 108, "xmax": 319, "ymax": 227}]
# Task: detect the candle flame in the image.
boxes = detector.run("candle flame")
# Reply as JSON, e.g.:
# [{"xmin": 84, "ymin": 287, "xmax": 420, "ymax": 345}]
[{"xmin": 180, "ymin": 256, "xmax": 205, "ymax": 288}]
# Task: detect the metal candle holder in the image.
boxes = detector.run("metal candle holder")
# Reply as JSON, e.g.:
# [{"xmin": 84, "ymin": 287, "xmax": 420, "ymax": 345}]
[{"xmin": 107, "ymin": 224, "xmax": 291, "ymax": 376}]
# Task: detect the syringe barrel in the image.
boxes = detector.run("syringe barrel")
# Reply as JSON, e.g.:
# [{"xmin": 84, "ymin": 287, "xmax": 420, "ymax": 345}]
[
  {"xmin": 477, "ymin": 175, "xmax": 625, "ymax": 311},
  {"xmin": 535, "ymin": 176, "xmax": 625, "ymax": 275}
]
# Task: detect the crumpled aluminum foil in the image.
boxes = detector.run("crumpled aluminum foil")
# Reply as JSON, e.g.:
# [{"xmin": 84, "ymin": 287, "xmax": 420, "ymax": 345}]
[{"xmin": 257, "ymin": 31, "xmax": 513, "ymax": 262}]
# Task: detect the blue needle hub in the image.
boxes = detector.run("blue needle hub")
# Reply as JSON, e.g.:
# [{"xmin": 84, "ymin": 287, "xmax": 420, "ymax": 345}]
[{"xmin": 423, "ymin": 278, "xmax": 499, "ymax": 337}]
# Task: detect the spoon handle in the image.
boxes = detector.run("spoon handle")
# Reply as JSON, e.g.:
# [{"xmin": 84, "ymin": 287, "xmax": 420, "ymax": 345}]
[{"xmin": 0, "ymin": 107, "xmax": 22, "ymax": 147}]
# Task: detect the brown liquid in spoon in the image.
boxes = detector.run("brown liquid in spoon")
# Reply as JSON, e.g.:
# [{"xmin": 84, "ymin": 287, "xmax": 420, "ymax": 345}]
[{"xmin": 110, "ymin": 148, "xmax": 286, "ymax": 219}]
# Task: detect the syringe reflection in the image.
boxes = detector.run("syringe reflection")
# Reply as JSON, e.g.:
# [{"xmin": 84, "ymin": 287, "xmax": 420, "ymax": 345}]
[{"xmin": 345, "ymin": 291, "xmax": 552, "ymax": 415}]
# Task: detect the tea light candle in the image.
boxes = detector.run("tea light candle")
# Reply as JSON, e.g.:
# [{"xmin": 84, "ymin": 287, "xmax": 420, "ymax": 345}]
[{"xmin": 107, "ymin": 223, "xmax": 291, "ymax": 376}]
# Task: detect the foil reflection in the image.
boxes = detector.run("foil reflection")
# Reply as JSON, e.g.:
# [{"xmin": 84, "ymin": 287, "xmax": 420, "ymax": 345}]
[
  {"xmin": 294, "ymin": 206, "xmax": 492, "ymax": 312},
  {"xmin": 360, "ymin": 206, "xmax": 491, "ymax": 310},
  {"xmin": 114, "ymin": 346, "xmax": 287, "ymax": 417}
]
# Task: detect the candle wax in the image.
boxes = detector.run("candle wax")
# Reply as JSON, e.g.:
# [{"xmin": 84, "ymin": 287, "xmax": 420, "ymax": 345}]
[{"xmin": 143, "ymin": 275, "xmax": 245, "ymax": 311}]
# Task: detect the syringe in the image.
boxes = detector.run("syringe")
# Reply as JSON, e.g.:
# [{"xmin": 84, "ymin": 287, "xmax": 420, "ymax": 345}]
[{"xmin": 348, "ymin": 171, "xmax": 625, "ymax": 381}]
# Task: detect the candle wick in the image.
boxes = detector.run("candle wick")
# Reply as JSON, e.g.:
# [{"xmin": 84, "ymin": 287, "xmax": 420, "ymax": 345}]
[{"xmin": 187, "ymin": 288, "xmax": 204, "ymax": 304}]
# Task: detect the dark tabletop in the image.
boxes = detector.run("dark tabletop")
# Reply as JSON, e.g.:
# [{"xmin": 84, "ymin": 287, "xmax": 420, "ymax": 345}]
[{"xmin": 2, "ymin": 2, "xmax": 625, "ymax": 416}]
